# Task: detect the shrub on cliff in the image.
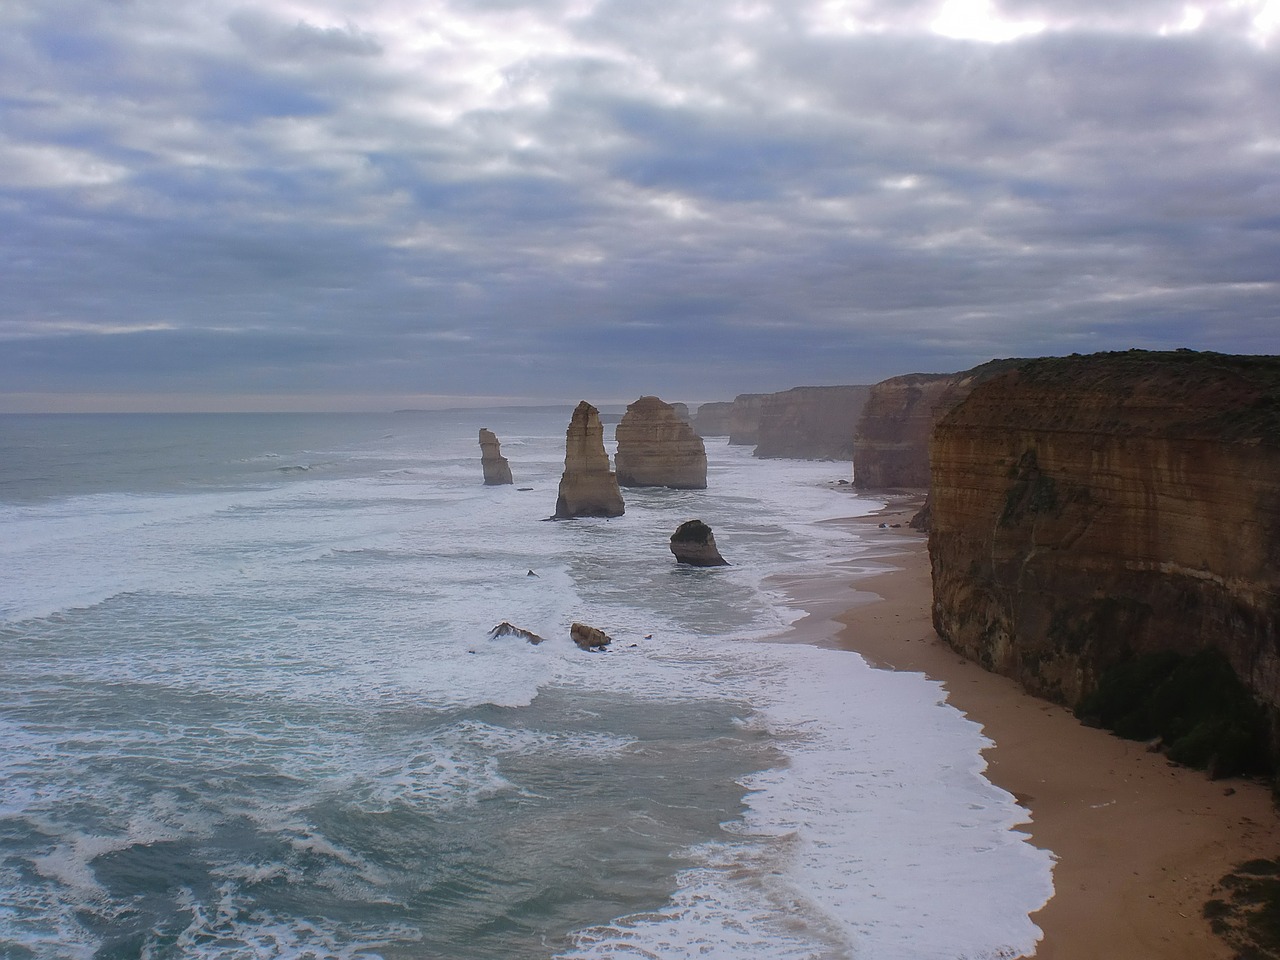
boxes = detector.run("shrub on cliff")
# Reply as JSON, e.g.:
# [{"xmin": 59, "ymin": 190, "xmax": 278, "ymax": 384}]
[{"xmin": 1075, "ymin": 648, "xmax": 1272, "ymax": 779}]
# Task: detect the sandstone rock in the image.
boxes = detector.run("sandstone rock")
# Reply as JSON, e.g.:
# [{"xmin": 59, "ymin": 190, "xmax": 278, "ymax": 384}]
[
  {"xmin": 928, "ymin": 350, "xmax": 1280, "ymax": 738},
  {"xmin": 570, "ymin": 622, "xmax": 612, "ymax": 650},
  {"xmin": 553, "ymin": 401, "xmax": 625, "ymax": 519},
  {"xmin": 478, "ymin": 428, "xmax": 514, "ymax": 485},
  {"xmin": 753, "ymin": 385, "xmax": 872, "ymax": 460},
  {"xmin": 614, "ymin": 396, "xmax": 708, "ymax": 489},
  {"xmin": 488, "ymin": 622, "xmax": 545, "ymax": 644},
  {"xmin": 670, "ymin": 402, "xmax": 691, "ymax": 424},
  {"xmin": 853, "ymin": 361, "xmax": 1023, "ymax": 489},
  {"xmin": 669, "ymin": 519, "xmax": 728, "ymax": 566}
]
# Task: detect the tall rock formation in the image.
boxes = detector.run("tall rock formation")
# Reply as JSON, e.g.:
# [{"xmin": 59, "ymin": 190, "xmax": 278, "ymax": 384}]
[
  {"xmin": 753, "ymin": 385, "xmax": 872, "ymax": 460},
  {"xmin": 727, "ymin": 394, "xmax": 765, "ymax": 446},
  {"xmin": 614, "ymin": 396, "xmax": 708, "ymax": 489},
  {"xmin": 853, "ymin": 361, "xmax": 1023, "ymax": 489},
  {"xmin": 694, "ymin": 401, "xmax": 734, "ymax": 437},
  {"xmin": 553, "ymin": 401, "xmax": 625, "ymax": 519},
  {"xmin": 928, "ymin": 350, "xmax": 1280, "ymax": 724},
  {"xmin": 478, "ymin": 428, "xmax": 514, "ymax": 485}
]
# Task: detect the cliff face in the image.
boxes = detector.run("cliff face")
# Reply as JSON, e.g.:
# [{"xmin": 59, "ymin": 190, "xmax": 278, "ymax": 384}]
[
  {"xmin": 928, "ymin": 351, "xmax": 1280, "ymax": 717},
  {"xmin": 694, "ymin": 401, "xmax": 734, "ymax": 437},
  {"xmin": 614, "ymin": 396, "xmax": 708, "ymax": 489},
  {"xmin": 554, "ymin": 401, "xmax": 625, "ymax": 519},
  {"xmin": 753, "ymin": 385, "xmax": 871, "ymax": 460},
  {"xmin": 478, "ymin": 428, "xmax": 514, "ymax": 485},
  {"xmin": 853, "ymin": 360, "xmax": 1025, "ymax": 489},
  {"xmin": 727, "ymin": 394, "xmax": 765, "ymax": 446}
]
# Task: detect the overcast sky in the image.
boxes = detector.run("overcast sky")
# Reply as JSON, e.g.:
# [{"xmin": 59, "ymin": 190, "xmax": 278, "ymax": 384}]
[{"xmin": 2, "ymin": 0, "xmax": 1278, "ymax": 411}]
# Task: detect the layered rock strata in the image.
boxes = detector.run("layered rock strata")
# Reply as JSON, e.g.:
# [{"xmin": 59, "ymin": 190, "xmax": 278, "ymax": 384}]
[
  {"xmin": 614, "ymin": 396, "xmax": 708, "ymax": 489},
  {"xmin": 753, "ymin": 385, "xmax": 872, "ymax": 460},
  {"xmin": 478, "ymin": 428, "xmax": 514, "ymax": 485},
  {"xmin": 553, "ymin": 401, "xmax": 625, "ymax": 519},
  {"xmin": 669, "ymin": 520, "xmax": 728, "ymax": 566},
  {"xmin": 853, "ymin": 360, "xmax": 1024, "ymax": 489},
  {"xmin": 928, "ymin": 350, "xmax": 1280, "ymax": 722}
]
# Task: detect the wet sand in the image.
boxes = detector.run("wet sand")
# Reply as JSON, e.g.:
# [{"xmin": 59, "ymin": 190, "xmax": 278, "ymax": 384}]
[{"xmin": 785, "ymin": 496, "xmax": 1280, "ymax": 959}]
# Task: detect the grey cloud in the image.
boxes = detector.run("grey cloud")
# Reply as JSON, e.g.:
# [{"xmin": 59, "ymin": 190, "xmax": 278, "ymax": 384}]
[{"xmin": 227, "ymin": 11, "xmax": 383, "ymax": 60}]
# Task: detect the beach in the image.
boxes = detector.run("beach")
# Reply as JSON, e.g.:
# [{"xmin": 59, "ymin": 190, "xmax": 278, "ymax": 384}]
[{"xmin": 814, "ymin": 497, "xmax": 1280, "ymax": 959}]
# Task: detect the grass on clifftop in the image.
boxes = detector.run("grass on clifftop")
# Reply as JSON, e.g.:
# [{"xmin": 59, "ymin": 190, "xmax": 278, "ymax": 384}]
[{"xmin": 1075, "ymin": 648, "xmax": 1272, "ymax": 780}]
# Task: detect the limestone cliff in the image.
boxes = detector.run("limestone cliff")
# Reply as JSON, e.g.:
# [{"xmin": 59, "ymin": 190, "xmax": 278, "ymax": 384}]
[
  {"xmin": 614, "ymin": 396, "xmax": 708, "ymax": 490},
  {"xmin": 478, "ymin": 428, "xmax": 514, "ymax": 485},
  {"xmin": 694, "ymin": 401, "xmax": 734, "ymax": 437},
  {"xmin": 928, "ymin": 351, "xmax": 1280, "ymax": 728},
  {"xmin": 753, "ymin": 385, "xmax": 872, "ymax": 460},
  {"xmin": 727, "ymin": 394, "xmax": 765, "ymax": 446},
  {"xmin": 854, "ymin": 361, "xmax": 1023, "ymax": 489},
  {"xmin": 553, "ymin": 401, "xmax": 625, "ymax": 519}
]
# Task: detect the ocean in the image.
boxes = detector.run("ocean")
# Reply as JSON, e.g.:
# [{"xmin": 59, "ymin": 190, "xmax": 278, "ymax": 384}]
[{"xmin": 0, "ymin": 409, "xmax": 1053, "ymax": 960}]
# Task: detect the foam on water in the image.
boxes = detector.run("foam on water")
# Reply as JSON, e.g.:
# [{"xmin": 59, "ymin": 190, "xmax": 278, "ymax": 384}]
[{"xmin": 0, "ymin": 412, "xmax": 1053, "ymax": 959}]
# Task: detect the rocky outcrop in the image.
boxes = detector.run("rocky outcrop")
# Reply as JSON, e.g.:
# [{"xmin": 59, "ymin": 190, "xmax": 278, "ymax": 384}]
[
  {"xmin": 753, "ymin": 386, "xmax": 872, "ymax": 460},
  {"xmin": 928, "ymin": 351, "xmax": 1280, "ymax": 731},
  {"xmin": 728, "ymin": 394, "xmax": 765, "ymax": 446},
  {"xmin": 614, "ymin": 396, "xmax": 708, "ymax": 489},
  {"xmin": 669, "ymin": 520, "xmax": 728, "ymax": 566},
  {"xmin": 488, "ymin": 622, "xmax": 544, "ymax": 644},
  {"xmin": 853, "ymin": 361, "xmax": 1024, "ymax": 489},
  {"xmin": 478, "ymin": 428, "xmax": 514, "ymax": 485},
  {"xmin": 553, "ymin": 402, "xmax": 625, "ymax": 519},
  {"xmin": 570, "ymin": 622, "xmax": 612, "ymax": 650},
  {"xmin": 694, "ymin": 402, "xmax": 734, "ymax": 437}
]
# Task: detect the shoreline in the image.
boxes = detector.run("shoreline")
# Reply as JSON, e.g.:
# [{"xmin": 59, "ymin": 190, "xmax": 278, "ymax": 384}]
[{"xmin": 779, "ymin": 494, "xmax": 1280, "ymax": 959}]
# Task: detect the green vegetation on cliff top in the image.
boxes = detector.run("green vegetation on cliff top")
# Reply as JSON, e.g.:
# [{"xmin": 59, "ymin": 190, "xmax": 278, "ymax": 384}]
[{"xmin": 996, "ymin": 349, "xmax": 1280, "ymax": 444}]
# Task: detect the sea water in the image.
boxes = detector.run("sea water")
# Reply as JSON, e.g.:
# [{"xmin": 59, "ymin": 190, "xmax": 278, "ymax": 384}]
[{"xmin": 0, "ymin": 410, "xmax": 1053, "ymax": 960}]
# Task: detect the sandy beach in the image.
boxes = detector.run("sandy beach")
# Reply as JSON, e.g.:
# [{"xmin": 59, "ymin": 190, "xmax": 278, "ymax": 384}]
[{"xmin": 786, "ymin": 496, "xmax": 1280, "ymax": 960}]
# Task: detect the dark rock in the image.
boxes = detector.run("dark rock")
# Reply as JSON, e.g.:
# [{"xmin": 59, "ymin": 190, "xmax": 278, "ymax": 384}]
[
  {"xmin": 488, "ymin": 622, "xmax": 545, "ymax": 645},
  {"xmin": 670, "ymin": 519, "xmax": 728, "ymax": 566}
]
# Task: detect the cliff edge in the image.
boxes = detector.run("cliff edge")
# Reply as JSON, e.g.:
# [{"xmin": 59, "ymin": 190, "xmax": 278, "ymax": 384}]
[
  {"xmin": 928, "ymin": 350, "xmax": 1280, "ymax": 770},
  {"xmin": 754, "ymin": 385, "xmax": 872, "ymax": 460}
]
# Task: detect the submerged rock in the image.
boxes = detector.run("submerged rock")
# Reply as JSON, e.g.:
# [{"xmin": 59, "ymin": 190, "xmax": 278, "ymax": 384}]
[
  {"xmin": 570, "ymin": 622, "xmax": 612, "ymax": 650},
  {"xmin": 478, "ymin": 428, "xmax": 514, "ymax": 485},
  {"xmin": 488, "ymin": 622, "xmax": 545, "ymax": 645},
  {"xmin": 669, "ymin": 519, "xmax": 728, "ymax": 566},
  {"xmin": 614, "ymin": 395, "xmax": 707, "ymax": 489},
  {"xmin": 553, "ymin": 401, "xmax": 625, "ymax": 519}
]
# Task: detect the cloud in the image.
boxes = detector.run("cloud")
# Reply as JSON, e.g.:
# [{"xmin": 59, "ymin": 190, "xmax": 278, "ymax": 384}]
[{"xmin": 0, "ymin": 0, "xmax": 1276, "ymax": 410}]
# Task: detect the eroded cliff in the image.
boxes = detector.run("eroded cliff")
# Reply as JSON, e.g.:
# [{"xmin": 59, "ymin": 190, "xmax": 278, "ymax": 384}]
[
  {"xmin": 753, "ymin": 385, "xmax": 871, "ymax": 460},
  {"xmin": 928, "ymin": 351, "xmax": 1280, "ymax": 738},
  {"xmin": 854, "ymin": 361, "xmax": 1021, "ymax": 489}
]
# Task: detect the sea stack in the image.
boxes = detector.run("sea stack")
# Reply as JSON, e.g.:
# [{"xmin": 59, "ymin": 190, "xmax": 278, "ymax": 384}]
[
  {"xmin": 669, "ymin": 519, "xmax": 728, "ymax": 566},
  {"xmin": 614, "ymin": 396, "xmax": 708, "ymax": 489},
  {"xmin": 478, "ymin": 428, "xmax": 514, "ymax": 485},
  {"xmin": 553, "ymin": 401, "xmax": 625, "ymax": 519}
]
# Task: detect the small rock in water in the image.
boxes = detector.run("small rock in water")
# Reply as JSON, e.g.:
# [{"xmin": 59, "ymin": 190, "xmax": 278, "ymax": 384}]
[
  {"xmin": 527, "ymin": 570, "xmax": 539, "ymax": 577},
  {"xmin": 570, "ymin": 622, "xmax": 612, "ymax": 651},
  {"xmin": 669, "ymin": 519, "xmax": 728, "ymax": 567},
  {"xmin": 488, "ymin": 621, "xmax": 545, "ymax": 645}
]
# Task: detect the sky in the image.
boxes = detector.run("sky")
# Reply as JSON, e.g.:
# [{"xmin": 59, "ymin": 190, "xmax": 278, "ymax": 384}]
[{"xmin": 2, "ymin": 0, "xmax": 1279, "ymax": 412}]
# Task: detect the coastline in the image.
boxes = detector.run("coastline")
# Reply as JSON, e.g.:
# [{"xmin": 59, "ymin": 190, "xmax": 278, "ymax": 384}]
[{"xmin": 780, "ymin": 494, "xmax": 1280, "ymax": 960}]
